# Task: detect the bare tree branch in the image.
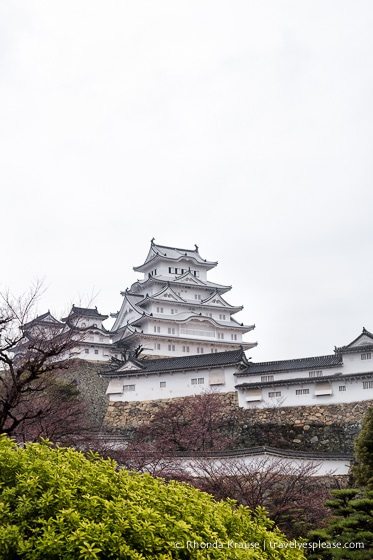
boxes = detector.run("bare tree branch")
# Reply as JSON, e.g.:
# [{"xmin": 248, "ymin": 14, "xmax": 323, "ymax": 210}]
[{"xmin": 0, "ymin": 283, "xmax": 87, "ymax": 437}]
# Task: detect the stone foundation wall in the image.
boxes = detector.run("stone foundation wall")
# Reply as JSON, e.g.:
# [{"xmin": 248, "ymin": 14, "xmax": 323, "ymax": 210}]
[
  {"xmin": 62, "ymin": 360, "xmax": 109, "ymax": 429},
  {"xmin": 103, "ymin": 393, "xmax": 373, "ymax": 453}
]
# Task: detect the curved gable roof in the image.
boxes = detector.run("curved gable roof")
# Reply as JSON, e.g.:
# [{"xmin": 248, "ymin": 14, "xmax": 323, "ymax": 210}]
[
  {"xmin": 134, "ymin": 241, "xmax": 217, "ymax": 272},
  {"xmin": 335, "ymin": 327, "xmax": 373, "ymax": 354},
  {"xmin": 62, "ymin": 305, "xmax": 108, "ymax": 322},
  {"xmin": 202, "ymin": 291, "xmax": 242, "ymax": 311}
]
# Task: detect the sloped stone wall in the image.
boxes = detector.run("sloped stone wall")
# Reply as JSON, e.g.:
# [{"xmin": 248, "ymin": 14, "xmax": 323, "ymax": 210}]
[
  {"xmin": 61, "ymin": 360, "xmax": 109, "ymax": 429},
  {"xmin": 103, "ymin": 393, "xmax": 373, "ymax": 453}
]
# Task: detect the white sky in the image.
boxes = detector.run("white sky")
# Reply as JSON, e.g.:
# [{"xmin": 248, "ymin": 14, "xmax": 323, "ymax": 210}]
[{"xmin": 1, "ymin": 1, "xmax": 373, "ymax": 361}]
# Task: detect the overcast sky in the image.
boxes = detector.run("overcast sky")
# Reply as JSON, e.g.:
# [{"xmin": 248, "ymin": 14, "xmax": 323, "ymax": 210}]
[{"xmin": 1, "ymin": 1, "xmax": 373, "ymax": 361}]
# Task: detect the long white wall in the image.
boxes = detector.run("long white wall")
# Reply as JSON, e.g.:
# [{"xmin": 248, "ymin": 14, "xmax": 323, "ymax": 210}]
[
  {"xmin": 106, "ymin": 365, "xmax": 238, "ymax": 402},
  {"xmin": 238, "ymin": 374, "xmax": 373, "ymax": 408}
]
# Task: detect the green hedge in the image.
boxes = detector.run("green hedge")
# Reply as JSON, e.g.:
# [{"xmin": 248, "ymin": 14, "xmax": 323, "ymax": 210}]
[{"xmin": 0, "ymin": 436, "xmax": 305, "ymax": 559}]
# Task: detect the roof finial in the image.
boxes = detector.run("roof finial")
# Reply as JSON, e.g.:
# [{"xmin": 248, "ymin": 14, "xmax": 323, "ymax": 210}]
[
  {"xmin": 151, "ymin": 237, "xmax": 155, "ymax": 244},
  {"xmin": 194, "ymin": 244, "xmax": 199, "ymax": 251}
]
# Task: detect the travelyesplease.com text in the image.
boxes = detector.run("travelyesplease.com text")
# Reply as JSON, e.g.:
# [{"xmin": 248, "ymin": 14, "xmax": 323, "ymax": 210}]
[{"xmin": 173, "ymin": 539, "xmax": 365, "ymax": 551}]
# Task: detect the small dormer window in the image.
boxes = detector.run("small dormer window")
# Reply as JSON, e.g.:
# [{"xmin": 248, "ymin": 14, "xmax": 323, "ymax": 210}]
[
  {"xmin": 309, "ymin": 370, "xmax": 323, "ymax": 378},
  {"xmin": 93, "ymin": 323, "xmax": 97, "ymax": 328},
  {"xmin": 361, "ymin": 353, "xmax": 372, "ymax": 360},
  {"xmin": 81, "ymin": 322, "xmax": 86, "ymax": 328},
  {"xmin": 261, "ymin": 375, "xmax": 274, "ymax": 382}
]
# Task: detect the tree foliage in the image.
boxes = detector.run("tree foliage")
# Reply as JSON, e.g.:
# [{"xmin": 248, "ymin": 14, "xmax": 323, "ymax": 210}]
[
  {"xmin": 353, "ymin": 406, "xmax": 373, "ymax": 488},
  {"xmin": 0, "ymin": 436, "xmax": 306, "ymax": 559},
  {"xmin": 307, "ymin": 488, "xmax": 373, "ymax": 559}
]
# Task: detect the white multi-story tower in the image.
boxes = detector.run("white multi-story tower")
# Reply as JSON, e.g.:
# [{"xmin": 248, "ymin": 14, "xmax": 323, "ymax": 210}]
[{"xmin": 111, "ymin": 240, "xmax": 256, "ymax": 358}]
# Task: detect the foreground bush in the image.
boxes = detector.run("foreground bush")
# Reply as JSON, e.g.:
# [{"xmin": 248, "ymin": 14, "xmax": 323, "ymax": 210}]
[{"xmin": 0, "ymin": 436, "xmax": 305, "ymax": 559}]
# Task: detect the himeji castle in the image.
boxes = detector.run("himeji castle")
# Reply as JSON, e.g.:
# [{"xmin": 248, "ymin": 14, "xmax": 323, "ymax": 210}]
[
  {"xmin": 17, "ymin": 239, "xmax": 373, "ymax": 408},
  {"xmin": 110, "ymin": 240, "xmax": 257, "ymax": 358}
]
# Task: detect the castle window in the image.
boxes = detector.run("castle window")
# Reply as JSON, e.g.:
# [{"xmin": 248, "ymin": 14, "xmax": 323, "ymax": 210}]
[
  {"xmin": 156, "ymin": 307, "xmax": 164, "ymax": 313},
  {"xmin": 123, "ymin": 385, "xmax": 135, "ymax": 392},
  {"xmin": 261, "ymin": 375, "xmax": 274, "ymax": 382},
  {"xmin": 182, "ymin": 346, "xmax": 190, "ymax": 353},
  {"xmin": 85, "ymin": 348, "xmax": 89, "ymax": 354},
  {"xmin": 194, "ymin": 294, "xmax": 201, "ymax": 300},
  {"xmin": 154, "ymin": 326, "xmax": 160, "ymax": 333},
  {"xmin": 168, "ymin": 327, "xmax": 176, "ymax": 334},
  {"xmin": 197, "ymin": 347, "xmax": 204, "ymax": 354},
  {"xmin": 363, "ymin": 381, "xmax": 373, "ymax": 389},
  {"xmin": 168, "ymin": 344, "xmax": 175, "ymax": 351},
  {"xmin": 296, "ymin": 388, "xmax": 309, "ymax": 395},
  {"xmin": 198, "ymin": 378, "xmax": 204, "ymax": 384},
  {"xmin": 219, "ymin": 314, "xmax": 226, "ymax": 320},
  {"xmin": 268, "ymin": 391, "xmax": 281, "ymax": 397},
  {"xmin": 217, "ymin": 333, "xmax": 224, "ymax": 339},
  {"xmin": 361, "ymin": 353, "xmax": 372, "ymax": 360},
  {"xmin": 155, "ymin": 343, "xmax": 161, "ymax": 350},
  {"xmin": 309, "ymin": 371, "xmax": 323, "ymax": 378},
  {"xmin": 160, "ymin": 381, "xmax": 166, "ymax": 388},
  {"xmin": 339, "ymin": 385, "xmax": 346, "ymax": 391},
  {"xmin": 94, "ymin": 349, "xmax": 99, "ymax": 355},
  {"xmin": 245, "ymin": 389, "xmax": 262, "ymax": 402},
  {"xmin": 231, "ymin": 334, "xmax": 237, "ymax": 340},
  {"xmin": 314, "ymin": 382, "xmax": 333, "ymax": 396},
  {"xmin": 191, "ymin": 378, "xmax": 197, "ymax": 385}
]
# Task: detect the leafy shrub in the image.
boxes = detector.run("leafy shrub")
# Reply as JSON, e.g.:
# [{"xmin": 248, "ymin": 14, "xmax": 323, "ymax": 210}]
[{"xmin": 0, "ymin": 436, "xmax": 305, "ymax": 559}]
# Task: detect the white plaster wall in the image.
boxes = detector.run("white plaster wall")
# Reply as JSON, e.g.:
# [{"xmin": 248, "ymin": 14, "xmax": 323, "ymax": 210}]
[
  {"xmin": 241, "ymin": 365, "xmax": 342, "ymax": 385},
  {"xmin": 238, "ymin": 376, "xmax": 373, "ymax": 408},
  {"xmin": 341, "ymin": 352, "xmax": 373, "ymax": 374},
  {"xmin": 179, "ymin": 455, "xmax": 351, "ymax": 477},
  {"xmin": 107, "ymin": 366, "xmax": 237, "ymax": 402}
]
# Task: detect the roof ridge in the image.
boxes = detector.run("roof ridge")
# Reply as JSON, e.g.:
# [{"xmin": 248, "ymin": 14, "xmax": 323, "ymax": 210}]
[{"xmin": 251, "ymin": 353, "xmax": 338, "ymax": 367}]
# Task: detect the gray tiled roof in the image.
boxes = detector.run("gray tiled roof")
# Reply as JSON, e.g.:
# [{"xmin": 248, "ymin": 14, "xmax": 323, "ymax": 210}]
[
  {"xmin": 134, "ymin": 242, "xmax": 218, "ymax": 272},
  {"xmin": 100, "ymin": 347, "xmax": 248, "ymax": 377},
  {"xmin": 235, "ymin": 354, "xmax": 343, "ymax": 377},
  {"xmin": 335, "ymin": 328, "xmax": 373, "ymax": 353},
  {"xmin": 23, "ymin": 311, "xmax": 63, "ymax": 330},
  {"xmin": 63, "ymin": 305, "xmax": 109, "ymax": 321},
  {"xmin": 235, "ymin": 370, "xmax": 373, "ymax": 389}
]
